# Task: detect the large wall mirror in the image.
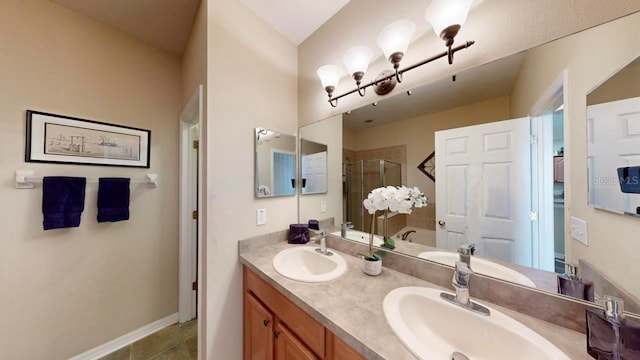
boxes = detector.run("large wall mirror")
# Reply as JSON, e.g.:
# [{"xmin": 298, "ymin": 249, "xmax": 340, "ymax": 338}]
[
  {"xmin": 587, "ymin": 57, "xmax": 640, "ymax": 217},
  {"xmin": 254, "ymin": 127, "xmax": 296, "ymax": 198},
  {"xmin": 299, "ymin": 12, "xmax": 640, "ymax": 316}
]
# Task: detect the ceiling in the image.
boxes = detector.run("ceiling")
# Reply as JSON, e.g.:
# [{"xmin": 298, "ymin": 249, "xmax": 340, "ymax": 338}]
[
  {"xmin": 51, "ymin": 0, "xmax": 202, "ymax": 55},
  {"xmin": 50, "ymin": 0, "xmax": 349, "ymax": 54},
  {"xmin": 240, "ymin": 0, "xmax": 350, "ymax": 45}
]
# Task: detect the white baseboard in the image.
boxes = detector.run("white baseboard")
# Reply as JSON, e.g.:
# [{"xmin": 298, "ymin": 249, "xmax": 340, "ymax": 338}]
[{"xmin": 69, "ymin": 313, "xmax": 179, "ymax": 360}]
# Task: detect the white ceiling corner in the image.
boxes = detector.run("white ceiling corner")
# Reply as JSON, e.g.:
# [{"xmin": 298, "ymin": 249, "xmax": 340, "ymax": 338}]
[{"xmin": 240, "ymin": 0, "xmax": 351, "ymax": 45}]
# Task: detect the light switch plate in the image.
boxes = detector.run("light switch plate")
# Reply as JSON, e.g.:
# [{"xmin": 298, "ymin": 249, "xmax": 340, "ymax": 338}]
[
  {"xmin": 257, "ymin": 208, "xmax": 267, "ymax": 226},
  {"xmin": 570, "ymin": 216, "xmax": 587, "ymax": 246},
  {"xmin": 320, "ymin": 200, "xmax": 327, "ymax": 213}
]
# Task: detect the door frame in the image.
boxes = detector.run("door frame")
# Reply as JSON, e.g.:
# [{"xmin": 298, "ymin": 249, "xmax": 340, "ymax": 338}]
[
  {"xmin": 179, "ymin": 85, "xmax": 203, "ymax": 323},
  {"xmin": 529, "ymin": 70, "xmax": 567, "ymax": 271}
]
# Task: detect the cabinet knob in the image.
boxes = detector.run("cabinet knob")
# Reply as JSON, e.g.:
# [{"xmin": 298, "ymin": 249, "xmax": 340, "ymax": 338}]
[
  {"xmin": 438, "ymin": 220, "xmax": 446, "ymax": 227},
  {"xmin": 263, "ymin": 319, "xmax": 270, "ymax": 327},
  {"xmin": 274, "ymin": 331, "xmax": 280, "ymax": 339}
]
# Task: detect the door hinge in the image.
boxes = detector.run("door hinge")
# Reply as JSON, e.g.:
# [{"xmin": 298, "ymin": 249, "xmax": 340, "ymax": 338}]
[
  {"xmin": 192, "ymin": 210, "xmax": 198, "ymax": 219},
  {"xmin": 531, "ymin": 211, "xmax": 538, "ymax": 221},
  {"xmin": 193, "ymin": 140, "xmax": 199, "ymax": 149},
  {"xmin": 530, "ymin": 135, "xmax": 537, "ymax": 145},
  {"xmin": 192, "ymin": 281, "xmax": 197, "ymax": 291}
]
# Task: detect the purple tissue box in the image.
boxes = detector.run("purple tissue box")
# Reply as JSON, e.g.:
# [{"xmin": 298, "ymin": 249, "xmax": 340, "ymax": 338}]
[
  {"xmin": 308, "ymin": 219, "xmax": 319, "ymax": 230},
  {"xmin": 289, "ymin": 224, "xmax": 309, "ymax": 244}
]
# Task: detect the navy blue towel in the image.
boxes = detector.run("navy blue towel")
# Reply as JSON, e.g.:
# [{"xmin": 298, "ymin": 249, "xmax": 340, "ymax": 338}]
[
  {"xmin": 97, "ymin": 178, "xmax": 130, "ymax": 223},
  {"xmin": 42, "ymin": 176, "xmax": 87, "ymax": 230}
]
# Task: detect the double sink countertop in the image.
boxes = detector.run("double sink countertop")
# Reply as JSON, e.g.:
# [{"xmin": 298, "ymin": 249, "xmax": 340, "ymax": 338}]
[{"xmin": 239, "ymin": 235, "xmax": 590, "ymax": 359}]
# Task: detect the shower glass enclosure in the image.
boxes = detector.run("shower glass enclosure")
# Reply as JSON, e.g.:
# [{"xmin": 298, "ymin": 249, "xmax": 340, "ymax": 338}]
[{"xmin": 343, "ymin": 159, "xmax": 402, "ymax": 232}]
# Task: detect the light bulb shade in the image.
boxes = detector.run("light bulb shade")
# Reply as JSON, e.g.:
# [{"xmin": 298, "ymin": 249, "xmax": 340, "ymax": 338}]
[
  {"xmin": 376, "ymin": 20, "xmax": 416, "ymax": 60},
  {"xmin": 342, "ymin": 46, "xmax": 373, "ymax": 77},
  {"xmin": 425, "ymin": 0, "xmax": 472, "ymax": 37},
  {"xmin": 316, "ymin": 65, "xmax": 342, "ymax": 89}
]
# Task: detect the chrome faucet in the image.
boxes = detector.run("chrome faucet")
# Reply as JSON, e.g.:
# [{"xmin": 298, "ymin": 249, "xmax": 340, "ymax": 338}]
[
  {"xmin": 458, "ymin": 243, "xmax": 475, "ymax": 268},
  {"xmin": 400, "ymin": 229, "xmax": 416, "ymax": 240},
  {"xmin": 310, "ymin": 229, "xmax": 332, "ymax": 256},
  {"xmin": 440, "ymin": 261, "xmax": 490, "ymax": 316},
  {"xmin": 340, "ymin": 221, "xmax": 354, "ymax": 237}
]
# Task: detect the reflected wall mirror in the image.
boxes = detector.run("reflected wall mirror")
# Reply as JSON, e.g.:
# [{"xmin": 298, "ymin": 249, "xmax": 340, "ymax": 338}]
[
  {"xmin": 587, "ymin": 56, "xmax": 640, "ymax": 217},
  {"xmin": 254, "ymin": 127, "xmax": 296, "ymax": 198},
  {"xmin": 299, "ymin": 11, "xmax": 640, "ymax": 316},
  {"xmin": 300, "ymin": 138, "xmax": 328, "ymax": 195}
]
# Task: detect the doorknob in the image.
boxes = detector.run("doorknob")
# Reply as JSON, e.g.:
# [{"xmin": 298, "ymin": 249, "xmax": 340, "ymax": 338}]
[{"xmin": 438, "ymin": 220, "xmax": 446, "ymax": 227}]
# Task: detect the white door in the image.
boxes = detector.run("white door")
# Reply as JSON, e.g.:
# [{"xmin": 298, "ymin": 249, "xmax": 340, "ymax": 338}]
[
  {"xmin": 435, "ymin": 118, "xmax": 533, "ymax": 267},
  {"xmin": 587, "ymin": 96, "xmax": 640, "ymax": 215},
  {"xmin": 301, "ymin": 151, "xmax": 328, "ymax": 194}
]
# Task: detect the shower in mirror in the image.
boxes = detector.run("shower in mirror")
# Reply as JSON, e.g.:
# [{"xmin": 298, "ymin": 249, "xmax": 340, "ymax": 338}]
[{"xmin": 343, "ymin": 159, "xmax": 401, "ymax": 233}]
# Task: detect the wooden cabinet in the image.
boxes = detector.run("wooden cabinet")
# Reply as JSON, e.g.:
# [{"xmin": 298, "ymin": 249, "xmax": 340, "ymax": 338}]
[
  {"xmin": 326, "ymin": 331, "xmax": 366, "ymax": 360},
  {"xmin": 245, "ymin": 294, "xmax": 274, "ymax": 360},
  {"xmin": 243, "ymin": 266, "xmax": 365, "ymax": 360},
  {"xmin": 275, "ymin": 322, "xmax": 318, "ymax": 360}
]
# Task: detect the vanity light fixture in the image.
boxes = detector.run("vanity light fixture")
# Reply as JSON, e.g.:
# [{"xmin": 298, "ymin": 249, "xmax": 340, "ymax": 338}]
[
  {"xmin": 317, "ymin": 1, "xmax": 474, "ymax": 107},
  {"xmin": 425, "ymin": 0, "xmax": 473, "ymax": 64},
  {"xmin": 343, "ymin": 46, "xmax": 374, "ymax": 96},
  {"xmin": 377, "ymin": 20, "xmax": 416, "ymax": 83}
]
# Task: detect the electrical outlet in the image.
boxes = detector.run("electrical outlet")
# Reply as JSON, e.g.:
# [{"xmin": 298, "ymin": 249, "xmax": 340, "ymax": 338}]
[
  {"xmin": 320, "ymin": 200, "xmax": 327, "ymax": 213},
  {"xmin": 570, "ymin": 216, "xmax": 587, "ymax": 246},
  {"xmin": 257, "ymin": 208, "xmax": 267, "ymax": 226}
]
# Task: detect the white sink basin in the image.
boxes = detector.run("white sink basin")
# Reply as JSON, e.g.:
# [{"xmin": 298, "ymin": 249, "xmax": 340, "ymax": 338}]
[
  {"xmin": 272, "ymin": 246, "xmax": 347, "ymax": 282},
  {"xmin": 417, "ymin": 251, "xmax": 536, "ymax": 288},
  {"xmin": 330, "ymin": 229, "xmax": 384, "ymax": 247},
  {"xmin": 383, "ymin": 287, "xmax": 570, "ymax": 360}
]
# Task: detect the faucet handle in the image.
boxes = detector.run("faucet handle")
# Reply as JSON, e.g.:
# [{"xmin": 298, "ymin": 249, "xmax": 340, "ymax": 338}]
[
  {"xmin": 454, "ymin": 261, "xmax": 473, "ymax": 287},
  {"xmin": 311, "ymin": 228, "xmax": 326, "ymax": 236},
  {"xmin": 458, "ymin": 243, "xmax": 475, "ymax": 256}
]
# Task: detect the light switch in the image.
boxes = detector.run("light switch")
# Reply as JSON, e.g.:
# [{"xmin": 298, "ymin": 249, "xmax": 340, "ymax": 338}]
[
  {"xmin": 320, "ymin": 201, "xmax": 327, "ymax": 213},
  {"xmin": 570, "ymin": 216, "xmax": 587, "ymax": 246},
  {"xmin": 257, "ymin": 208, "xmax": 267, "ymax": 226}
]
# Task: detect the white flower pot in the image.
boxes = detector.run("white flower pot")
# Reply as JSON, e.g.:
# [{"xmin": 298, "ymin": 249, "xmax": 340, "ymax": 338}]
[{"xmin": 363, "ymin": 257, "xmax": 382, "ymax": 276}]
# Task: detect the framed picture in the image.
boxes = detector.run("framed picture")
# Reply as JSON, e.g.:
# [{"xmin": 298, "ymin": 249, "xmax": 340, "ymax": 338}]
[{"xmin": 26, "ymin": 110, "xmax": 151, "ymax": 168}]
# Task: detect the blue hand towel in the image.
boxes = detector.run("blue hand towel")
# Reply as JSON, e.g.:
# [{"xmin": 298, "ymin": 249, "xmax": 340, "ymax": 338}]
[
  {"xmin": 97, "ymin": 178, "xmax": 130, "ymax": 222},
  {"xmin": 42, "ymin": 176, "xmax": 87, "ymax": 230}
]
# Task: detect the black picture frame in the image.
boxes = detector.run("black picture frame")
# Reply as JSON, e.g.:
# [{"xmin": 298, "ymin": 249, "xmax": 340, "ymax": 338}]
[{"xmin": 25, "ymin": 110, "xmax": 151, "ymax": 168}]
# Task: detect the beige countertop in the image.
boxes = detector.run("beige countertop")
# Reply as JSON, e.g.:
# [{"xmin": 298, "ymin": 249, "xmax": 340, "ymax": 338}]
[{"xmin": 239, "ymin": 239, "xmax": 591, "ymax": 360}]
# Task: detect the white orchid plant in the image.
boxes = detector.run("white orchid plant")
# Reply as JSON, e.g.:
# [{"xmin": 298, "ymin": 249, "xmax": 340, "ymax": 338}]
[{"xmin": 361, "ymin": 186, "xmax": 427, "ymax": 260}]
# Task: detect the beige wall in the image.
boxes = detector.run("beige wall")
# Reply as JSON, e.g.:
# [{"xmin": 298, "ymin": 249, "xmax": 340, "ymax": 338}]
[
  {"xmin": 587, "ymin": 57, "xmax": 640, "ymax": 105},
  {"xmin": 509, "ymin": 11, "xmax": 640, "ymax": 299},
  {"xmin": 299, "ymin": 114, "xmax": 343, "ymax": 224},
  {"xmin": 205, "ymin": 0, "xmax": 298, "ymax": 358},
  {"xmin": 349, "ymin": 96, "xmax": 511, "ymax": 205},
  {"xmin": 298, "ymin": 0, "xmax": 640, "ymax": 128},
  {"xmin": 0, "ymin": 1, "xmax": 182, "ymax": 359}
]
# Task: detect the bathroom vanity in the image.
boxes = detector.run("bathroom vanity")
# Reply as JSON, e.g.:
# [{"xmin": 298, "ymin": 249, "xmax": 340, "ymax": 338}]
[{"xmin": 239, "ymin": 233, "xmax": 590, "ymax": 359}]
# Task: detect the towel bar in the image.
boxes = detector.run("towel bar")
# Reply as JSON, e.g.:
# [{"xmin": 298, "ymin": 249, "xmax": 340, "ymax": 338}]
[{"xmin": 14, "ymin": 170, "xmax": 158, "ymax": 189}]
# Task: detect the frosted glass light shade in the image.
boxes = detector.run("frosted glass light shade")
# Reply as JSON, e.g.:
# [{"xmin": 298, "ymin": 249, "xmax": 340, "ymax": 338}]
[
  {"xmin": 316, "ymin": 65, "xmax": 342, "ymax": 89},
  {"xmin": 376, "ymin": 20, "xmax": 416, "ymax": 60},
  {"xmin": 343, "ymin": 46, "xmax": 373, "ymax": 76},
  {"xmin": 425, "ymin": 0, "xmax": 472, "ymax": 36}
]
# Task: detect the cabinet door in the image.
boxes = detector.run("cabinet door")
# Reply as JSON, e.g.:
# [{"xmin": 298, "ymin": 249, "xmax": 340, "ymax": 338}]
[
  {"xmin": 245, "ymin": 294, "xmax": 274, "ymax": 360},
  {"xmin": 275, "ymin": 322, "xmax": 319, "ymax": 360},
  {"xmin": 326, "ymin": 331, "xmax": 365, "ymax": 360}
]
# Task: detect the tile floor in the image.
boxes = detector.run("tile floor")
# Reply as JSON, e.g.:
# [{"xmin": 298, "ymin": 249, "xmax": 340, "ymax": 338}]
[{"xmin": 98, "ymin": 319, "xmax": 197, "ymax": 360}]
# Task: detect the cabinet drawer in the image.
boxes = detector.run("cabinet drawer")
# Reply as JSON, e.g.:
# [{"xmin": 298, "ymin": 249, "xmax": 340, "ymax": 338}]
[{"xmin": 245, "ymin": 267, "xmax": 325, "ymax": 359}]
